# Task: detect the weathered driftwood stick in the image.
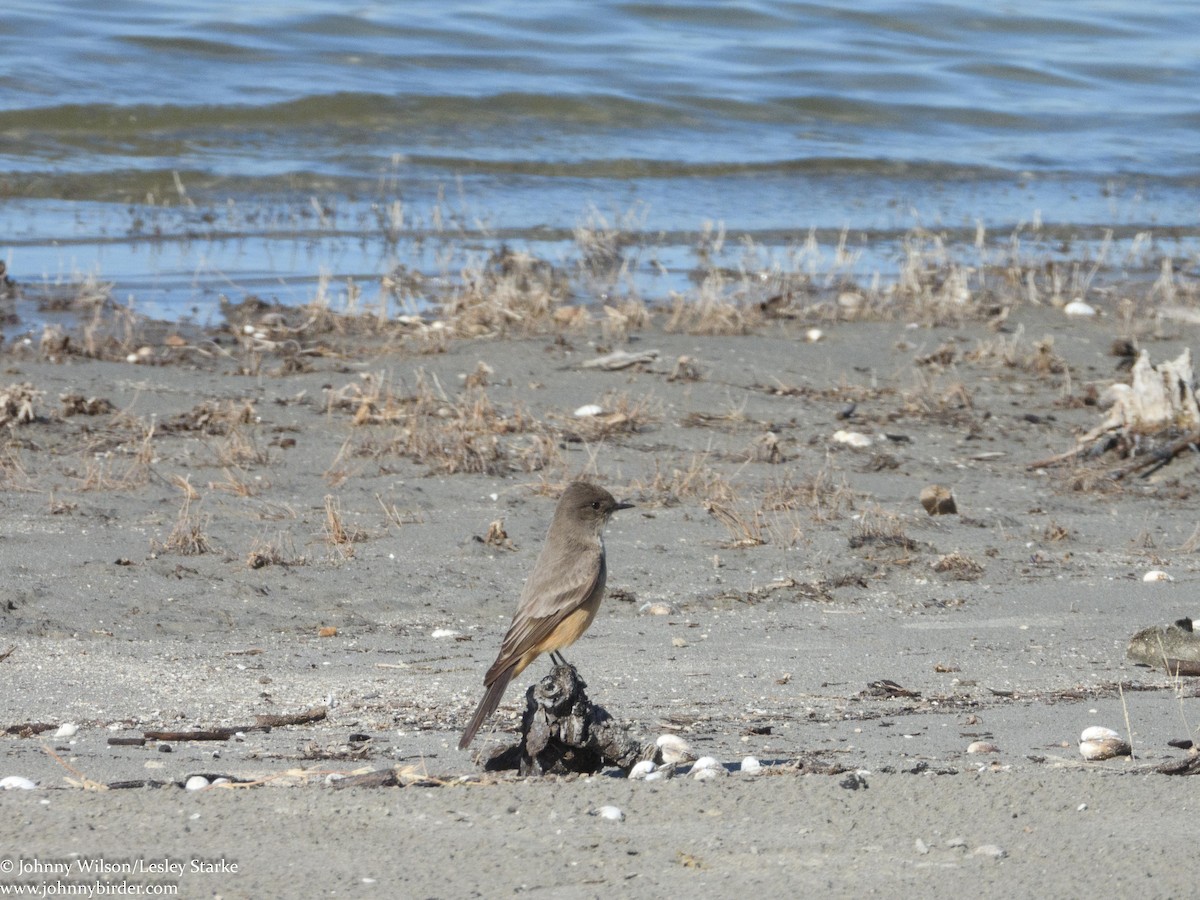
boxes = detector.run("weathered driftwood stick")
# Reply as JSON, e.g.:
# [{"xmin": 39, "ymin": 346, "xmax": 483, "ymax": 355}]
[
  {"xmin": 255, "ymin": 705, "xmax": 328, "ymax": 728},
  {"xmin": 141, "ymin": 706, "xmax": 328, "ymax": 742},
  {"xmin": 481, "ymin": 665, "xmax": 654, "ymax": 776},
  {"xmin": 1107, "ymin": 430, "xmax": 1200, "ymax": 481},
  {"xmin": 143, "ymin": 728, "xmax": 245, "ymax": 742}
]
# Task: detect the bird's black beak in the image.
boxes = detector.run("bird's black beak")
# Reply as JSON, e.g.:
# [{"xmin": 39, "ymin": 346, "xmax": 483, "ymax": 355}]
[{"xmin": 613, "ymin": 500, "xmax": 635, "ymax": 511}]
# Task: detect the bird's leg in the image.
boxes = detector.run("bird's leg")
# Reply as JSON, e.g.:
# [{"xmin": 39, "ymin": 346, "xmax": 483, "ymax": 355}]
[{"xmin": 550, "ymin": 650, "xmax": 570, "ymax": 668}]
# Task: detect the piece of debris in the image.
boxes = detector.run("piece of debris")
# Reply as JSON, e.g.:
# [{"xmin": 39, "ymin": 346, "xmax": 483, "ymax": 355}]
[
  {"xmin": 477, "ymin": 665, "xmax": 654, "ymax": 776},
  {"xmin": 1127, "ymin": 618, "xmax": 1200, "ymax": 675},
  {"xmin": 581, "ymin": 349, "xmax": 660, "ymax": 371},
  {"xmin": 919, "ymin": 484, "xmax": 957, "ymax": 515}
]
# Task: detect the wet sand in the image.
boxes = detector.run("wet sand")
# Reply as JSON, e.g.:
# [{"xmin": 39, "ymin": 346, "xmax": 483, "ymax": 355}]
[{"xmin": 1, "ymin": 304, "xmax": 1198, "ymax": 896}]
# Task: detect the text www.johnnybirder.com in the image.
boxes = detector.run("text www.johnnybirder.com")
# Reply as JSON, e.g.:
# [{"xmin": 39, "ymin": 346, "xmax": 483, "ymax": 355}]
[{"xmin": 0, "ymin": 884, "xmax": 178, "ymax": 897}]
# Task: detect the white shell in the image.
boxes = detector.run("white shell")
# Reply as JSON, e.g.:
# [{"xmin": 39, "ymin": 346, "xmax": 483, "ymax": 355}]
[
  {"xmin": 644, "ymin": 769, "xmax": 671, "ymax": 782},
  {"xmin": 184, "ymin": 775, "xmax": 211, "ymax": 791},
  {"xmin": 688, "ymin": 756, "xmax": 726, "ymax": 778},
  {"xmin": 628, "ymin": 760, "xmax": 657, "ymax": 780},
  {"xmin": 966, "ymin": 741, "xmax": 1000, "ymax": 754},
  {"xmin": 54, "ymin": 723, "xmax": 79, "ymax": 739},
  {"xmin": 574, "ymin": 404, "xmax": 604, "ymax": 418},
  {"xmin": 655, "ymin": 734, "xmax": 695, "ymax": 765},
  {"xmin": 1079, "ymin": 727, "xmax": 1131, "ymax": 761},
  {"xmin": 832, "ymin": 429, "xmax": 872, "ymax": 448},
  {"xmin": 593, "ymin": 805, "xmax": 625, "ymax": 821},
  {"xmin": 1142, "ymin": 570, "xmax": 1172, "ymax": 582},
  {"xmin": 430, "ymin": 628, "xmax": 459, "ymax": 638},
  {"xmin": 0, "ymin": 776, "xmax": 37, "ymax": 790},
  {"xmin": 805, "ymin": 328, "xmax": 824, "ymax": 343},
  {"xmin": 1063, "ymin": 299, "xmax": 1096, "ymax": 317},
  {"xmin": 740, "ymin": 756, "xmax": 762, "ymax": 774}
]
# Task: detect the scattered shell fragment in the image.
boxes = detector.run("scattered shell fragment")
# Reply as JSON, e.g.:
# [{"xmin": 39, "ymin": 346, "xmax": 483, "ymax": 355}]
[
  {"xmin": 628, "ymin": 760, "xmax": 657, "ymax": 780},
  {"xmin": 1063, "ymin": 299, "xmax": 1096, "ymax": 317},
  {"xmin": 317, "ymin": 626, "xmax": 338, "ymax": 638},
  {"xmin": 805, "ymin": 328, "xmax": 823, "ymax": 343},
  {"xmin": 656, "ymin": 734, "xmax": 696, "ymax": 765},
  {"xmin": 967, "ymin": 741, "xmax": 999, "ymax": 755},
  {"xmin": 0, "ymin": 776, "xmax": 37, "ymax": 790},
  {"xmin": 973, "ymin": 844, "xmax": 1008, "ymax": 860},
  {"xmin": 185, "ymin": 775, "xmax": 211, "ymax": 791},
  {"xmin": 688, "ymin": 757, "xmax": 726, "ymax": 779},
  {"xmin": 832, "ymin": 429, "xmax": 872, "ymax": 449},
  {"xmin": 1143, "ymin": 570, "xmax": 1172, "ymax": 583},
  {"xmin": 430, "ymin": 628, "xmax": 459, "ymax": 639},
  {"xmin": 1079, "ymin": 726, "xmax": 1131, "ymax": 761},
  {"xmin": 639, "ymin": 601, "xmax": 676, "ymax": 616},
  {"xmin": 54, "ymin": 723, "xmax": 79, "ymax": 739},
  {"xmin": 644, "ymin": 769, "xmax": 671, "ymax": 782},
  {"xmin": 919, "ymin": 484, "xmax": 957, "ymax": 516},
  {"xmin": 592, "ymin": 805, "xmax": 625, "ymax": 821},
  {"xmin": 740, "ymin": 756, "xmax": 763, "ymax": 774},
  {"xmin": 671, "ymin": 637, "xmax": 688, "ymax": 648},
  {"xmin": 574, "ymin": 404, "xmax": 604, "ymax": 418}
]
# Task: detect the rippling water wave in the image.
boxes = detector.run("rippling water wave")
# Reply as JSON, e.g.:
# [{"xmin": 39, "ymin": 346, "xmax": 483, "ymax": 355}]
[{"xmin": 1, "ymin": 1, "xmax": 1197, "ymax": 321}]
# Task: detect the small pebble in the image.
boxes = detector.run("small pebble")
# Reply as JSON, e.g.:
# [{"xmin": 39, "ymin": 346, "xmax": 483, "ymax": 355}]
[
  {"xmin": 431, "ymin": 628, "xmax": 459, "ymax": 639},
  {"xmin": 574, "ymin": 404, "xmax": 604, "ymax": 418},
  {"xmin": 0, "ymin": 776, "xmax": 37, "ymax": 790},
  {"xmin": 53, "ymin": 723, "xmax": 79, "ymax": 739},
  {"xmin": 593, "ymin": 805, "xmax": 624, "ymax": 822},
  {"xmin": 740, "ymin": 756, "xmax": 762, "ymax": 774},
  {"xmin": 1063, "ymin": 299, "xmax": 1096, "ymax": 317},
  {"xmin": 185, "ymin": 775, "xmax": 211, "ymax": 791},
  {"xmin": 1143, "ymin": 570, "xmax": 1172, "ymax": 583},
  {"xmin": 914, "ymin": 839, "xmax": 929, "ymax": 855}
]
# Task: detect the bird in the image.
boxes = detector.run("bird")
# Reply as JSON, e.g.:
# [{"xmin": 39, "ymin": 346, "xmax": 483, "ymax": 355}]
[{"xmin": 459, "ymin": 481, "xmax": 633, "ymax": 750}]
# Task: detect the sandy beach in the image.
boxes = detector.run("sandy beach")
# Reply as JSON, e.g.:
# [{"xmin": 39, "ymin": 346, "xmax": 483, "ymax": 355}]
[{"xmin": 0, "ymin": 289, "xmax": 1198, "ymax": 896}]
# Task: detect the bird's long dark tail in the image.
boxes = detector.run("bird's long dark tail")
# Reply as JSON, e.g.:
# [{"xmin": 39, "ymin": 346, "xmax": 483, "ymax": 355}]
[{"xmin": 459, "ymin": 666, "xmax": 516, "ymax": 750}]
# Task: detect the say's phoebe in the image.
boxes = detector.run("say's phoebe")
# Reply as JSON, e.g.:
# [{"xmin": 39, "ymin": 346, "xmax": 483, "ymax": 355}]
[{"xmin": 459, "ymin": 481, "xmax": 633, "ymax": 750}]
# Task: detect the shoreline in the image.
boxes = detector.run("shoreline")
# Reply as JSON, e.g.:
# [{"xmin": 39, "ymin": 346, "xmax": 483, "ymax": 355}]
[{"xmin": 1, "ymin": 291, "xmax": 1198, "ymax": 894}]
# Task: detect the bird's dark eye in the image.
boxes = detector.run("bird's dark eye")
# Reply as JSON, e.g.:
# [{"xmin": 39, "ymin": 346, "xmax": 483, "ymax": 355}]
[{"xmin": 591, "ymin": 500, "xmax": 602, "ymax": 510}]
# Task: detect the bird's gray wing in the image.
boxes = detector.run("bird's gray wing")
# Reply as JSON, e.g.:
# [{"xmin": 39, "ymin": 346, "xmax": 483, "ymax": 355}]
[{"xmin": 485, "ymin": 542, "xmax": 604, "ymax": 681}]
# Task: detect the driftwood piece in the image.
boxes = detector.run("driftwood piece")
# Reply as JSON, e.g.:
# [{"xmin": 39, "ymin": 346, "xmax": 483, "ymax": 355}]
[
  {"xmin": 1156, "ymin": 754, "xmax": 1200, "ymax": 776},
  {"xmin": 141, "ymin": 706, "xmax": 328, "ymax": 742},
  {"xmin": 255, "ymin": 706, "xmax": 328, "ymax": 728},
  {"xmin": 580, "ymin": 349, "xmax": 660, "ymax": 371},
  {"xmin": 481, "ymin": 665, "xmax": 654, "ymax": 776}
]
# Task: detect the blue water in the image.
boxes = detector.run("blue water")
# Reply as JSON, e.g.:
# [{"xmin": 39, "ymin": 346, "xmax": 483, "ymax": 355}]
[{"xmin": 1, "ymin": 1, "xmax": 1197, "ymax": 324}]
